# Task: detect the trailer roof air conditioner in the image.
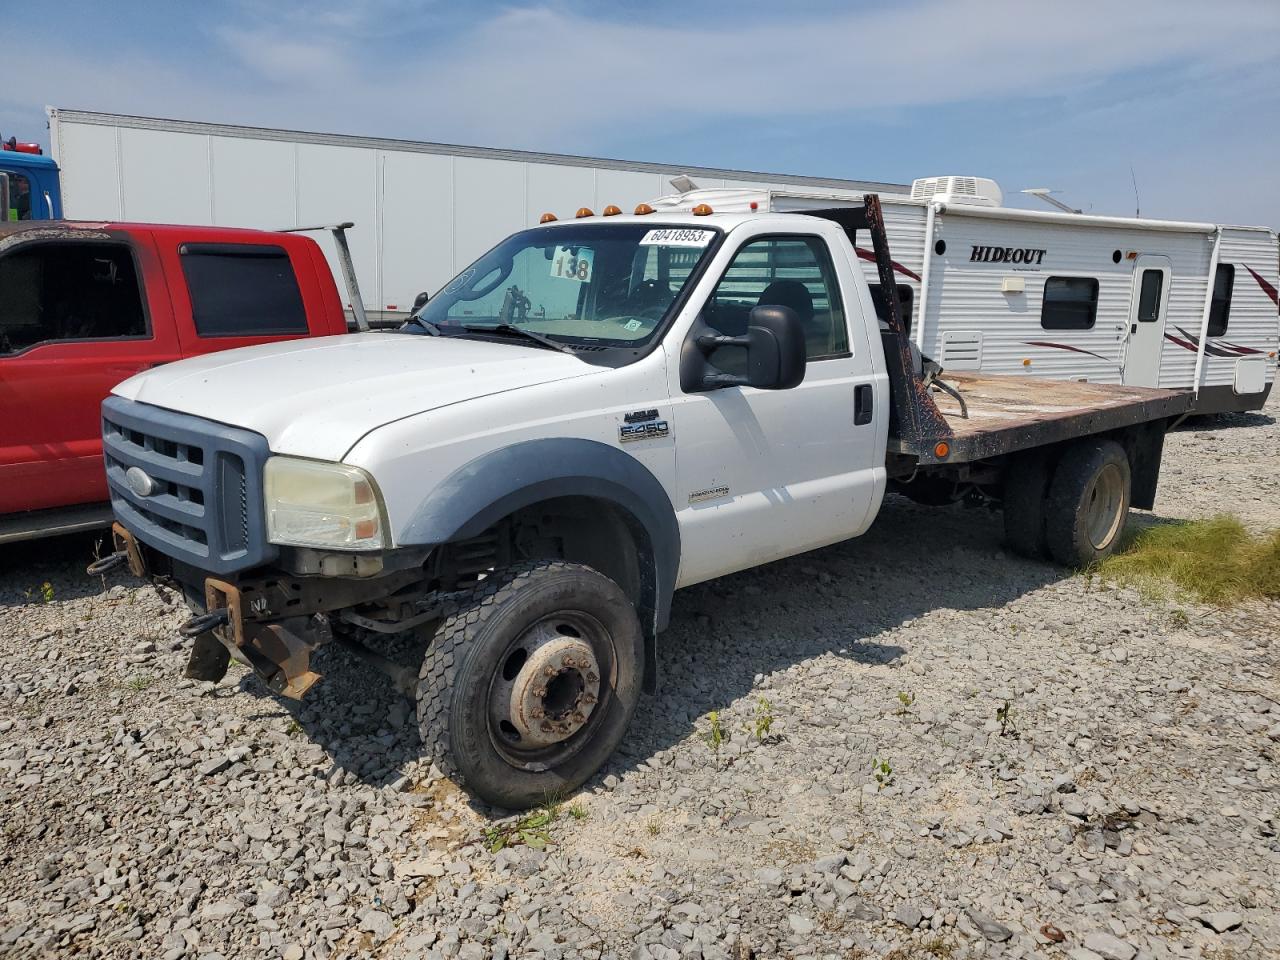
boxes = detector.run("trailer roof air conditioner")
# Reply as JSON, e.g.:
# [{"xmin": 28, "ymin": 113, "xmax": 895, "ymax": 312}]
[{"xmin": 911, "ymin": 176, "xmax": 1003, "ymax": 208}]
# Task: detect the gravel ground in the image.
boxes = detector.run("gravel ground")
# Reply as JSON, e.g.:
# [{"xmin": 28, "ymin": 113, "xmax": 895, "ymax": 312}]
[{"xmin": 1, "ymin": 398, "xmax": 1277, "ymax": 960}]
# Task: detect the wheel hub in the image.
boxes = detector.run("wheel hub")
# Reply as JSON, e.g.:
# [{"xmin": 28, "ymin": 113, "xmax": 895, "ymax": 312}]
[{"xmin": 508, "ymin": 635, "xmax": 601, "ymax": 747}]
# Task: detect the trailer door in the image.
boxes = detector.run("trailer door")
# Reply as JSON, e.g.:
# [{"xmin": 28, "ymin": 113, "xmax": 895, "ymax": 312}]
[{"xmin": 1122, "ymin": 255, "xmax": 1172, "ymax": 387}]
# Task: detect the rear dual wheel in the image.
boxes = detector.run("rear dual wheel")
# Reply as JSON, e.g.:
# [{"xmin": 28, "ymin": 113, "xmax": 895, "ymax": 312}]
[
  {"xmin": 1003, "ymin": 439, "xmax": 1131, "ymax": 567},
  {"xmin": 416, "ymin": 560, "xmax": 643, "ymax": 809}
]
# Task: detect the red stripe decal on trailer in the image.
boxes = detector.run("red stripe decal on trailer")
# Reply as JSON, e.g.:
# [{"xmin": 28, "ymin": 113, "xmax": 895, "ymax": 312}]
[
  {"xmin": 1244, "ymin": 265, "xmax": 1278, "ymax": 307},
  {"xmin": 1024, "ymin": 341, "xmax": 1110, "ymax": 361},
  {"xmin": 1167, "ymin": 326, "xmax": 1243, "ymax": 358},
  {"xmin": 854, "ymin": 247, "xmax": 922, "ymax": 282}
]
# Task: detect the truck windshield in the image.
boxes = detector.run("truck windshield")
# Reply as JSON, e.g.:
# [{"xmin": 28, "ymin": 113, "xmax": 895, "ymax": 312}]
[{"xmin": 408, "ymin": 223, "xmax": 719, "ymax": 347}]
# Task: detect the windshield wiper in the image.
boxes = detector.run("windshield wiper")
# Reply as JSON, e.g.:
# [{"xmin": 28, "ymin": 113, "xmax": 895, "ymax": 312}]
[
  {"xmin": 402, "ymin": 315, "xmax": 442, "ymax": 336},
  {"xmin": 461, "ymin": 323, "xmax": 576, "ymax": 355}
]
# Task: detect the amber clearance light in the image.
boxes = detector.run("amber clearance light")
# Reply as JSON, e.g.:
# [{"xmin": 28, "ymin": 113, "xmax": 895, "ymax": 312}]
[
  {"xmin": 539, "ymin": 212, "xmax": 558, "ymax": 224},
  {"xmin": 634, "ymin": 203, "xmax": 656, "ymax": 215},
  {"xmin": 933, "ymin": 441, "xmax": 951, "ymax": 460},
  {"xmin": 575, "ymin": 207, "xmax": 595, "ymax": 218},
  {"xmin": 602, "ymin": 204, "xmax": 622, "ymax": 217},
  {"xmin": 692, "ymin": 203, "xmax": 714, "ymax": 216}
]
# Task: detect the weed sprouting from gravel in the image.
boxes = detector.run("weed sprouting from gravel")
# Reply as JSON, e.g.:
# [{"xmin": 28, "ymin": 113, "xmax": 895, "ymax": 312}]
[
  {"xmin": 644, "ymin": 818, "xmax": 662, "ymax": 837},
  {"xmin": 1099, "ymin": 514, "xmax": 1280, "ymax": 605},
  {"xmin": 995, "ymin": 701, "xmax": 1019, "ymax": 739},
  {"xmin": 746, "ymin": 697, "xmax": 774, "ymax": 741},
  {"xmin": 483, "ymin": 801, "xmax": 561, "ymax": 853},
  {"xmin": 23, "ymin": 581, "xmax": 55, "ymax": 604},
  {"xmin": 703, "ymin": 710, "xmax": 725, "ymax": 753},
  {"xmin": 567, "ymin": 803, "xmax": 588, "ymax": 821},
  {"xmin": 126, "ymin": 674, "xmax": 155, "ymax": 692},
  {"xmin": 872, "ymin": 756, "xmax": 893, "ymax": 790},
  {"xmin": 896, "ymin": 691, "xmax": 916, "ymax": 716}
]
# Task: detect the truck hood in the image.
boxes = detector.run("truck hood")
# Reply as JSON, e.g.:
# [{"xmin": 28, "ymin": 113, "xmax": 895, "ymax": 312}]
[{"xmin": 112, "ymin": 333, "xmax": 597, "ymax": 461}]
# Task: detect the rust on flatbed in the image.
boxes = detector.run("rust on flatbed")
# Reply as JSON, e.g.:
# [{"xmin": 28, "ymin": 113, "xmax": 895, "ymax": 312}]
[{"xmin": 891, "ymin": 373, "xmax": 1193, "ymax": 464}]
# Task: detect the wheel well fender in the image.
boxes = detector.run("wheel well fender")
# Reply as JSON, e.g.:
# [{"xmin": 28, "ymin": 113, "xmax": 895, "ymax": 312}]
[{"xmin": 399, "ymin": 439, "xmax": 679, "ymax": 690}]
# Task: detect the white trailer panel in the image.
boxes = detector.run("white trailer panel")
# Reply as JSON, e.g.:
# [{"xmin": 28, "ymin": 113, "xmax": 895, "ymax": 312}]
[{"xmin": 48, "ymin": 108, "xmax": 904, "ymax": 322}]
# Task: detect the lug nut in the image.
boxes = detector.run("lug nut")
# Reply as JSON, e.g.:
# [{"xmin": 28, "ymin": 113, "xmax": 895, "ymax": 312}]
[
  {"xmin": 540, "ymin": 722, "xmax": 553, "ymax": 732},
  {"xmin": 582, "ymin": 693, "xmax": 597, "ymax": 705},
  {"xmin": 533, "ymin": 686, "xmax": 546, "ymax": 698},
  {"xmin": 586, "ymin": 672, "xmax": 598, "ymax": 683},
  {"xmin": 531, "ymin": 708, "xmax": 544, "ymax": 719},
  {"xmin": 544, "ymin": 666, "xmax": 558, "ymax": 677}
]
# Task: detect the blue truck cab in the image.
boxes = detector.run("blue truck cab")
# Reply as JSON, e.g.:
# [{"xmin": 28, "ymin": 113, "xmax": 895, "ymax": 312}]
[{"xmin": 1, "ymin": 139, "xmax": 62, "ymax": 221}]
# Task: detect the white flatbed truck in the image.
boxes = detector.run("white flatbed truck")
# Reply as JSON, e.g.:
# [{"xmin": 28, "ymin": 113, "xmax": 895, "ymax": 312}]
[{"xmin": 91, "ymin": 195, "xmax": 1191, "ymax": 808}]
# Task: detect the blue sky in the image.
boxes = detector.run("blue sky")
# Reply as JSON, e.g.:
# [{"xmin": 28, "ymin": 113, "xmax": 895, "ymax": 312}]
[{"xmin": 4, "ymin": 0, "xmax": 1278, "ymax": 225}]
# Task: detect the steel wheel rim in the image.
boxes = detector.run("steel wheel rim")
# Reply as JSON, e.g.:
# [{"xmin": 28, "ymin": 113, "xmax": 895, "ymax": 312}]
[
  {"xmin": 486, "ymin": 610, "xmax": 617, "ymax": 772},
  {"xmin": 1085, "ymin": 462, "xmax": 1125, "ymax": 550}
]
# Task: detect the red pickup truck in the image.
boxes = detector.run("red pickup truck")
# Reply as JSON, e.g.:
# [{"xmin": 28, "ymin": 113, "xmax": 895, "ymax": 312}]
[{"xmin": 0, "ymin": 221, "xmax": 348, "ymax": 543}]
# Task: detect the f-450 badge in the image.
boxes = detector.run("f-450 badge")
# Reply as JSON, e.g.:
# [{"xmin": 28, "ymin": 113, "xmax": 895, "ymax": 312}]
[{"xmin": 619, "ymin": 409, "xmax": 670, "ymax": 443}]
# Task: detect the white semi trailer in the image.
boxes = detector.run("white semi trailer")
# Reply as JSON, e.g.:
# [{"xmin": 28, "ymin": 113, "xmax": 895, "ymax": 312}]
[{"xmin": 46, "ymin": 107, "xmax": 905, "ymax": 325}]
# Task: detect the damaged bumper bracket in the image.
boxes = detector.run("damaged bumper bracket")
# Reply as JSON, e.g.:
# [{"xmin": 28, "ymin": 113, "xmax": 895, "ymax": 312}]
[{"xmin": 181, "ymin": 578, "xmax": 326, "ymax": 699}]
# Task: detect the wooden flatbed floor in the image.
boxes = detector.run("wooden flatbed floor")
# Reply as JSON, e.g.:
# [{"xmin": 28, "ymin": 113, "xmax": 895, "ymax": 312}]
[{"xmin": 889, "ymin": 372, "xmax": 1194, "ymax": 464}]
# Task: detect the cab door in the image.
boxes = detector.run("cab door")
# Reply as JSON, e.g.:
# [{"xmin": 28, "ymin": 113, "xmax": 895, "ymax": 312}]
[
  {"xmin": 1122, "ymin": 255, "xmax": 1172, "ymax": 387},
  {"xmin": 667, "ymin": 222, "xmax": 883, "ymax": 587},
  {"xmin": 0, "ymin": 232, "xmax": 180, "ymax": 513}
]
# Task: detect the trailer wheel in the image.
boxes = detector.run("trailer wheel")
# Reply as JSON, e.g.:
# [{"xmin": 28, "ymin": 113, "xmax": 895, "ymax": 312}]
[
  {"xmin": 1002, "ymin": 453, "xmax": 1052, "ymax": 559},
  {"xmin": 1043, "ymin": 440, "xmax": 1131, "ymax": 567},
  {"xmin": 416, "ymin": 560, "xmax": 643, "ymax": 809}
]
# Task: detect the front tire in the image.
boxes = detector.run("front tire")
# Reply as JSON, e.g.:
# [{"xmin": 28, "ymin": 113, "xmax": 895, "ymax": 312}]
[
  {"xmin": 1043, "ymin": 439, "xmax": 1131, "ymax": 567},
  {"xmin": 417, "ymin": 560, "xmax": 643, "ymax": 809}
]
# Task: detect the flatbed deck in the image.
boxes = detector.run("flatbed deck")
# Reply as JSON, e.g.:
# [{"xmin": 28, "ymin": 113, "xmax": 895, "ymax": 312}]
[{"xmin": 890, "ymin": 373, "xmax": 1193, "ymax": 465}]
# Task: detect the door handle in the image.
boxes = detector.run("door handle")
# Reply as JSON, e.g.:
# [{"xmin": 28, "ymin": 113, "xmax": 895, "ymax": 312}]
[
  {"xmin": 1130, "ymin": 324, "xmax": 1138, "ymax": 335},
  {"xmin": 854, "ymin": 383, "xmax": 873, "ymax": 426}
]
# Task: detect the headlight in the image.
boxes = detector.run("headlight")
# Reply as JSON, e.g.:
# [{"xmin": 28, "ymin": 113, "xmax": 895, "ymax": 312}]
[{"xmin": 264, "ymin": 456, "xmax": 387, "ymax": 550}]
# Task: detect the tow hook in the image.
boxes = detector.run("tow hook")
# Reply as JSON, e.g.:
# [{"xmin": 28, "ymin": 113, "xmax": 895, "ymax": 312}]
[
  {"xmin": 86, "ymin": 552, "xmax": 129, "ymax": 576},
  {"xmin": 178, "ymin": 608, "xmax": 231, "ymax": 638}
]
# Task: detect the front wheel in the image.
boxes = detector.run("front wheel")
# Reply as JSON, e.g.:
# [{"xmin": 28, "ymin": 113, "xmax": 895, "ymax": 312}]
[{"xmin": 417, "ymin": 560, "xmax": 643, "ymax": 809}]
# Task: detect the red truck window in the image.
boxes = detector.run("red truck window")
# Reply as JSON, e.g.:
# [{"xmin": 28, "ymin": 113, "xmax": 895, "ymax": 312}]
[
  {"xmin": 179, "ymin": 242, "xmax": 308, "ymax": 337},
  {"xmin": 0, "ymin": 241, "xmax": 148, "ymax": 353}
]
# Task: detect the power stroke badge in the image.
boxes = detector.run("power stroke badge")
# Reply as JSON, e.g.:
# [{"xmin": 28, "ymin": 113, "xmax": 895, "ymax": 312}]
[{"xmin": 619, "ymin": 409, "xmax": 670, "ymax": 443}]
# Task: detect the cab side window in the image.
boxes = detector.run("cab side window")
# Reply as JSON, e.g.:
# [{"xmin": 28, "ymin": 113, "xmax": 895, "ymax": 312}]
[
  {"xmin": 703, "ymin": 236, "xmax": 848, "ymax": 374},
  {"xmin": 4, "ymin": 172, "xmax": 32, "ymax": 221},
  {"xmin": 180, "ymin": 243, "xmax": 308, "ymax": 337},
  {"xmin": 0, "ymin": 242, "xmax": 148, "ymax": 354}
]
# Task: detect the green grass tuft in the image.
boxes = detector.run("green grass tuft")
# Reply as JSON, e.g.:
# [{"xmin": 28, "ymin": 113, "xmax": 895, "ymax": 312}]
[{"xmin": 1098, "ymin": 515, "xmax": 1280, "ymax": 606}]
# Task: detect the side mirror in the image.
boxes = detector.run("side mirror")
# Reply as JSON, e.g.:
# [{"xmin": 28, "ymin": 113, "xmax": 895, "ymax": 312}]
[
  {"xmin": 411, "ymin": 291, "xmax": 430, "ymax": 312},
  {"xmin": 681, "ymin": 304, "xmax": 807, "ymax": 392}
]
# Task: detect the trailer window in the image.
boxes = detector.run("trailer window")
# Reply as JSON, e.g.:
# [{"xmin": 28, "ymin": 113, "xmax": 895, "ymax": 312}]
[
  {"xmin": 1136, "ymin": 270, "xmax": 1164, "ymax": 322},
  {"xmin": 180, "ymin": 243, "xmax": 308, "ymax": 337},
  {"xmin": 704, "ymin": 236, "xmax": 848, "ymax": 365},
  {"xmin": 1207, "ymin": 263, "xmax": 1234, "ymax": 337},
  {"xmin": 1041, "ymin": 277, "xmax": 1099, "ymax": 330},
  {"xmin": 0, "ymin": 241, "xmax": 148, "ymax": 354}
]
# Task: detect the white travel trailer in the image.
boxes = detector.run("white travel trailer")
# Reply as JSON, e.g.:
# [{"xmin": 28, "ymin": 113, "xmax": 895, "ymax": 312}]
[{"xmin": 650, "ymin": 178, "xmax": 1280, "ymax": 413}]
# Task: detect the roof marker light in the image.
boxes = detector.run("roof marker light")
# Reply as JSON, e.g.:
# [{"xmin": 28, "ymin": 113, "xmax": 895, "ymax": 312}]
[
  {"xmin": 575, "ymin": 207, "xmax": 595, "ymax": 218},
  {"xmin": 540, "ymin": 212, "xmax": 558, "ymax": 223},
  {"xmin": 692, "ymin": 203, "xmax": 714, "ymax": 216},
  {"xmin": 602, "ymin": 204, "xmax": 622, "ymax": 217},
  {"xmin": 634, "ymin": 203, "xmax": 656, "ymax": 216}
]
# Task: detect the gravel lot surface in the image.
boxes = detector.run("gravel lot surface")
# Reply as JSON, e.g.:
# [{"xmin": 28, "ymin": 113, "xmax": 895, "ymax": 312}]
[{"xmin": 1, "ymin": 400, "xmax": 1277, "ymax": 960}]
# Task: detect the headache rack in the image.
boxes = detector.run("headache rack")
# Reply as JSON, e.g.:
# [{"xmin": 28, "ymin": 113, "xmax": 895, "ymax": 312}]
[{"xmin": 808, "ymin": 196, "xmax": 1193, "ymax": 466}]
